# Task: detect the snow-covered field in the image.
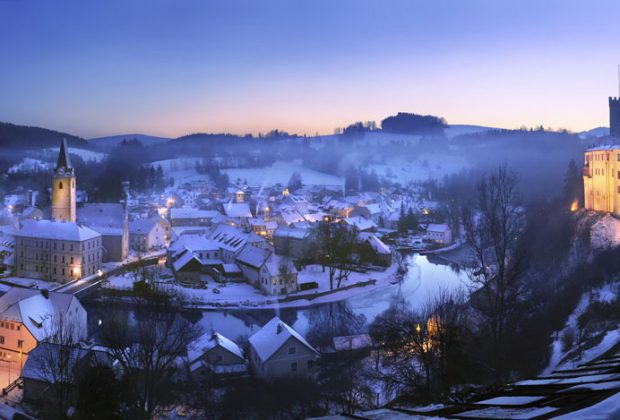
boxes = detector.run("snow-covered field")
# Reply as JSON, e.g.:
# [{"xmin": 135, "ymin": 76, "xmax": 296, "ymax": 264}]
[
  {"xmin": 367, "ymin": 152, "xmax": 469, "ymax": 184},
  {"xmin": 223, "ymin": 161, "xmax": 345, "ymax": 190},
  {"xmin": 8, "ymin": 158, "xmax": 50, "ymax": 174},
  {"xmin": 150, "ymin": 157, "xmax": 207, "ymax": 186},
  {"xmin": 43, "ymin": 147, "xmax": 107, "ymax": 163}
]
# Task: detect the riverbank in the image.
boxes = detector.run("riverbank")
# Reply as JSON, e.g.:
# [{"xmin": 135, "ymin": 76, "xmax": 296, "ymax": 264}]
[{"xmin": 101, "ymin": 254, "xmax": 404, "ymax": 310}]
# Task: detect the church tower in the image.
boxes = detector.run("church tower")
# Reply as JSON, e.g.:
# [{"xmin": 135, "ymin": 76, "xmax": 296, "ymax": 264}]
[{"xmin": 51, "ymin": 138, "xmax": 76, "ymax": 222}]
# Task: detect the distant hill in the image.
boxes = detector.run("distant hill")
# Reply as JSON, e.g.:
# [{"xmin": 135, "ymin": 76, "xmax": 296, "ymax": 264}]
[
  {"xmin": 445, "ymin": 124, "xmax": 497, "ymax": 138},
  {"xmin": 0, "ymin": 121, "xmax": 88, "ymax": 150},
  {"xmin": 579, "ymin": 127, "xmax": 609, "ymax": 139},
  {"xmin": 88, "ymin": 134, "xmax": 171, "ymax": 149}
]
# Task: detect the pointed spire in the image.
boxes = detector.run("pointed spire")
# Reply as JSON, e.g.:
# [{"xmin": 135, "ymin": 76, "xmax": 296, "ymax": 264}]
[{"xmin": 55, "ymin": 138, "xmax": 73, "ymax": 172}]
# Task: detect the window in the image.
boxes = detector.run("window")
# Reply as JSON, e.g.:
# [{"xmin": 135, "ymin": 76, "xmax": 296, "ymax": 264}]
[
  {"xmin": 58, "ymin": 181, "xmax": 63, "ymax": 189},
  {"xmin": 17, "ymin": 340, "xmax": 23, "ymax": 349},
  {"xmin": 217, "ymin": 355, "xmax": 223, "ymax": 362},
  {"xmin": 0, "ymin": 337, "xmax": 4, "ymax": 344},
  {"xmin": 308, "ymin": 360, "xmax": 314, "ymax": 369},
  {"xmin": 291, "ymin": 362, "xmax": 297, "ymax": 372},
  {"xmin": 288, "ymin": 346, "xmax": 296, "ymax": 355}
]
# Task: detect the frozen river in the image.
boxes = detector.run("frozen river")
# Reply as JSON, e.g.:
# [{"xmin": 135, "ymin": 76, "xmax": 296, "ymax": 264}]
[{"xmin": 83, "ymin": 253, "xmax": 470, "ymax": 346}]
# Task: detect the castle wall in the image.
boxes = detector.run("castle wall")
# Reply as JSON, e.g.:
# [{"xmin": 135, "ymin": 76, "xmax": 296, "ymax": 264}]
[{"xmin": 583, "ymin": 148, "xmax": 620, "ymax": 216}]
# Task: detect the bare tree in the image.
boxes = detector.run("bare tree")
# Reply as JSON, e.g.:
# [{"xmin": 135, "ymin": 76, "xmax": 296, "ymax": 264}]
[
  {"xmin": 316, "ymin": 222, "xmax": 357, "ymax": 290},
  {"xmin": 461, "ymin": 165, "xmax": 526, "ymax": 383},
  {"xmin": 100, "ymin": 300, "xmax": 202, "ymax": 420},
  {"xmin": 36, "ymin": 313, "xmax": 83, "ymax": 419},
  {"xmin": 368, "ymin": 289, "xmax": 470, "ymax": 400}
]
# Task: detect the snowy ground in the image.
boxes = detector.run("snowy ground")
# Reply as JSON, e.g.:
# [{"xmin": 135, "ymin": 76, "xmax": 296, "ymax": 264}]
[
  {"xmin": 7, "ymin": 158, "xmax": 50, "ymax": 174},
  {"xmin": 366, "ymin": 152, "xmax": 469, "ymax": 185},
  {"xmin": 222, "ymin": 161, "xmax": 345, "ymax": 190},
  {"xmin": 103, "ymin": 259, "xmax": 401, "ymax": 310},
  {"xmin": 544, "ymin": 282, "xmax": 620, "ymax": 374},
  {"xmin": 1, "ymin": 277, "xmax": 60, "ymax": 291},
  {"xmin": 150, "ymin": 157, "xmax": 206, "ymax": 187},
  {"xmin": 43, "ymin": 147, "xmax": 108, "ymax": 163}
]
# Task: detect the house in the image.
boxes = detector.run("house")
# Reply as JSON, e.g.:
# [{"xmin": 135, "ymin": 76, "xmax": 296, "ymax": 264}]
[
  {"xmin": 128, "ymin": 217, "xmax": 169, "ymax": 252},
  {"xmin": 248, "ymin": 317, "xmax": 319, "ymax": 379},
  {"xmin": 248, "ymin": 217, "xmax": 278, "ymax": 238},
  {"xmin": 426, "ymin": 223, "xmax": 452, "ymax": 245},
  {"xmin": 259, "ymin": 254, "xmax": 298, "ymax": 295},
  {"xmin": 0, "ymin": 288, "xmax": 88, "ymax": 379},
  {"xmin": 187, "ymin": 331, "xmax": 247, "ymax": 378},
  {"xmin": 358, "ymin": 232, "xmax": 393, "ymax": 266},
  {"xmin": 235, "ymin": 245, "xmax": 271, "ymax": 288},
  {"xmin": 206, "ymin": 224, "xmax": 267, "ymax": 263},
  {"xmin": 350, "ymin": 203, "xmax": 382, "ymax": 222},
  {"xmin": 77, "ymin": 202, "xmax": 128, "ymax": 262},
  {"xmin": 14, "ymin": 220, "xmax": 102, "ymax": 283},
  {"xmin": 343, "ymin": 216, "xmax": 377, "ymax": 232},
  {"xmin": 22, "ymin": 342, "xmax": 114, "ymax": 405},
  {"xmin": 222, "ymin": 202, "xmax": 252, "ymax": 223},
  {"xmin": 272, "ymin": 226, "xmax": 311, "ymax": 259},
  {"xmin": 172, "ymin": 249, "xmax": 204, "ymax": 286}
]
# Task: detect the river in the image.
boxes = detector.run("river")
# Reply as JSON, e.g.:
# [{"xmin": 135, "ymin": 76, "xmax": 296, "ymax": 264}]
[{"xmin": 83, "ymin": 253, "xmax": 469, "ymax": 346}]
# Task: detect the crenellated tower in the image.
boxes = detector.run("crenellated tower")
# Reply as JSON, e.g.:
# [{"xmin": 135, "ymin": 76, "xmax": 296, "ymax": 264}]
[{"xmin": 51, "ymin": 138, "xmax": 76, "ymax": 222}]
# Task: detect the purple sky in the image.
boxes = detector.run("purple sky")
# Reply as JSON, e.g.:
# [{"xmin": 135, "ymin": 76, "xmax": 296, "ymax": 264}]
[{"xmin": 1, "ymin": 0, "xmax": 620, "ymax": 138}]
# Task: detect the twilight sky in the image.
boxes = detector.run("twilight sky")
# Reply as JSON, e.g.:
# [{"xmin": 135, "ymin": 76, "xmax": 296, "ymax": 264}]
[{"xmin": 1, "ymin": 0, "xmax": 620, "ymax": 138}]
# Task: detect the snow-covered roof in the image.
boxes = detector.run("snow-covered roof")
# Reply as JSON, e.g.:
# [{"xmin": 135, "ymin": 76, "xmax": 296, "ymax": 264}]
[
  {"xmin": 188, "ymin": 331, "xmax": 244, "ymax": 363},
  {"xmin": 357, "ymin": 203, "xmax": 382, "ymax": 214},
  {"xmin": 207, "ymin": 224, "xmax": 249, "ymax": 253},
  {"xmin": 172, "ymin": 249, "xmax": 202, "ymax": 272},
  {"xmin": 170, "ymin": 208, "xmax": 222, "ymax": 220},
  {"xmin": 303, "ymin": 213, "xmax": 327, "ymax": 223},
  {"xmin": 0, "ymin": 288, "xmax": 79, "ymax": 341},
  {"xmin": 223, "ymin": 202, "xmax": 252, "ymax": 218},
  {"xmin": 236, "ymin": 245, "xmax": 270, "ymax": 269},
  {"xmin": 264, "ymin": 253, "xmax": 297, "ymax": 277},
  {"xmin": 426, "ymin": 223, "xmax": 451, "ymax": 233},
  {"xmin": 77, "ymin": 203, "xmax": 125, "ymax": 235},
  {"xmin": 249, "ymin": 316, "xmax": 317, "ymax": 362},
  {"xmin": 361, "ymin": 233, "xmax": 391, "ymax": 255},
  {"xmin": 16, "ymin": 219, "xmax": 101, "ymax": 242},
  {"xmin": 169, "ymin": 234, "xmax": 220, "ymax": 253},
  {"xmin": 129, "ymin": 218, "xmax": 159, "ymax": 235},
  {"xmin": 344, "ymin": 216, "xmax": 377, "ymax": 231},
  {"xmin": 280, "ymin": 210, "xmax": 305, "ymax": 225},
  {"xmin": 273, "ymin": 226, "xmax": 309, "ymax": 240}
]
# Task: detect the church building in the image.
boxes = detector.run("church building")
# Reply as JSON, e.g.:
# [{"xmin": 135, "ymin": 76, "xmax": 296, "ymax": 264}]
[{"xmin": 13, "ymin": 139, "xmax": 103, "ymax": 283}]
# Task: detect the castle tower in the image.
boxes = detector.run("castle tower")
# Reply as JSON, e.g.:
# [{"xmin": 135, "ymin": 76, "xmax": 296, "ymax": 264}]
[
  {"xmin": 51, "ymin": 138, "xmax": 76, "ymax": 222},
  {"xmin": 609, "ymin": 97, "xmax": 620, "ymax": 138}
]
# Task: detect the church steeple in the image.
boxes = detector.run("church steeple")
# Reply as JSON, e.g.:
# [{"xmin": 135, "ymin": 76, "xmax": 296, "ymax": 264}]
[
  {"xmin": 55, "ymin": 138, "xmax": 73, "ymax": 174},
  {"xmin": 52, "ymin": 138, "xmax": 76, "ymax": 222}
]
